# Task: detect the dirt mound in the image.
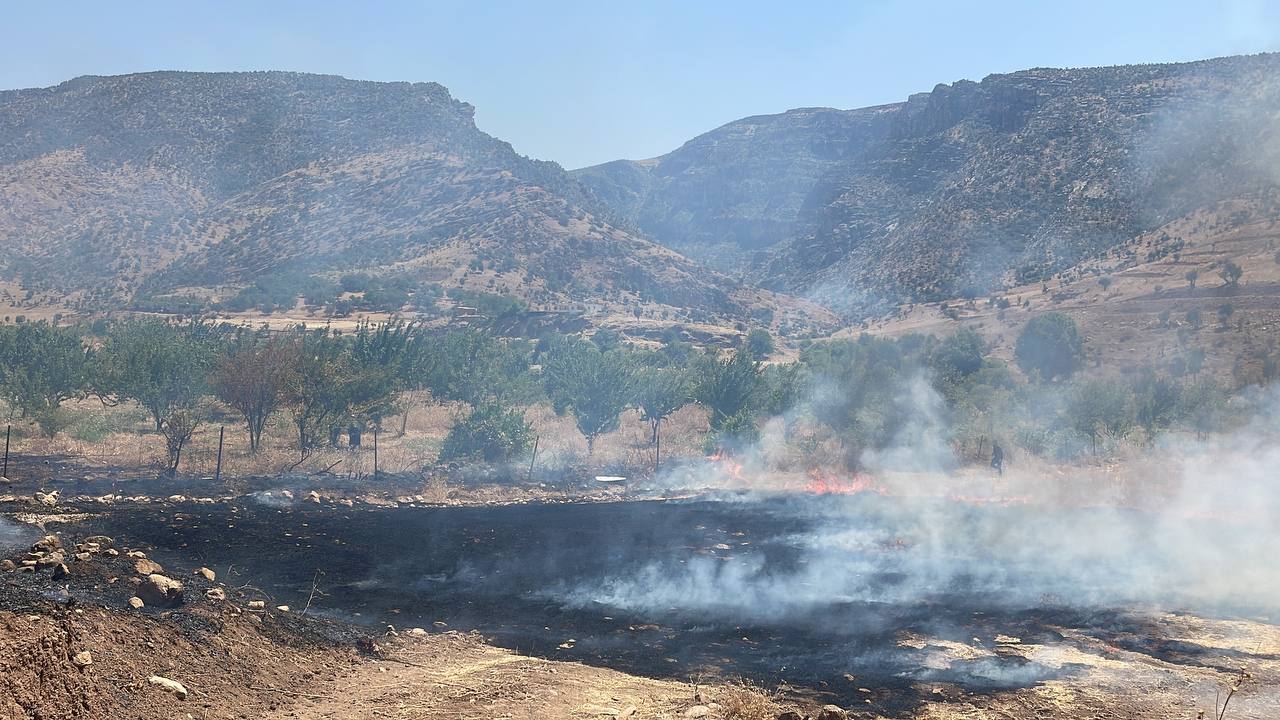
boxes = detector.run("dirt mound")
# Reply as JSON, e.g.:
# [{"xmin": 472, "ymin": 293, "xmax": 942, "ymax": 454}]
[{"xmin": 0, "ymin": 613, "xmax": 108, "ymax": 719}]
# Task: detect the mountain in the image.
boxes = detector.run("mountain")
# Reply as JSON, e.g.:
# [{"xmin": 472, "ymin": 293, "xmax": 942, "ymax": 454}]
[
  {"xmin": 573, "ymin": 106, "xmax": 898, "ymax": 270},
  {"xmin": 578, "ymin": 54, "xmax": 1280, "ymax": 315},
  {"xmin": 0, "ymin": 71, "xmax": 830, "ymax": 330}
]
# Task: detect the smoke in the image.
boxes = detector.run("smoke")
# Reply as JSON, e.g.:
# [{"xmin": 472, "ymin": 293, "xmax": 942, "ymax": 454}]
[{"xmin": 547, "ymin": 376, "xmax": 1280, "ymax": 626}]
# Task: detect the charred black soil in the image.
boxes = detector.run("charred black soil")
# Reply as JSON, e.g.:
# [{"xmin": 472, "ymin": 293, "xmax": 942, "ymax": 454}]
[{"xmin": 30, "ymin": 493, "xmax": 1245, "ymax": 712}]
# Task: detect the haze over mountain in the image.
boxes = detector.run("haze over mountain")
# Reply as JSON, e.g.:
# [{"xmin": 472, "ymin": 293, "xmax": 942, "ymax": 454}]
[
  {"xmin": 0, "ymin": 71, "xmax": 824, "ymax": 329},
  {"xmin": 577, "ymin": 53, "xmax": 1280, "ymax": 314},
  {"xmin": 3, "ymin": 55, "xmax": 1280, "ymax": 327}
]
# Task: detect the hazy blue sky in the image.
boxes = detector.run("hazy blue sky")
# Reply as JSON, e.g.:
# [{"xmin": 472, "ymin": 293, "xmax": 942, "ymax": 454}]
[{"xmin": 4, "ymin": 1, "xmax": 1279, "ymax": 168}]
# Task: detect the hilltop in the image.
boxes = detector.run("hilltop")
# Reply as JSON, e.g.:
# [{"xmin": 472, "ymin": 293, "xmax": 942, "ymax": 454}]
[
  {"xmin": 578, "ymin": 54, "xmax": 1280, "ymax": 316},
  {"xmin": 0, "ymin": 71, "xmax": 830, "ymax": 332}
]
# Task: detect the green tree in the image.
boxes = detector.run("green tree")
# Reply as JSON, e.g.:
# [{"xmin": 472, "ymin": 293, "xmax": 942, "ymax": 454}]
[
  {"xmin": 695, "ymin": 348, "xmax": 762, "ymax": 449},
  {"xmin": 1015, "ymin": 313, "xmax": 1084, "ymax": 381},
  {"xmin": 543, "ymin": 338, "xmax": 637, "ymax": 455},
  {"xmin": 1066, "ymin": 379, "xmax": 1134, "ymax": 454},
  {"xmin": 1185, "ymin": 269, "xmax": 1199, "ymax": 289},
  {"xmin": 744, "ymin": 329, "xmax": 775, "ymax": 361},
  {"xmin": 1219, "ymin": 260, "xmax": 1243, "ymax": 287},
  {"xmin": 0, "ymin": 322, "xmax": 93, "ymax": 436},
  {"xmin": 634, "ymin": 367, "xmax": 691, "ymax": 468},
  {"xmin": 95, "ymin": 319, "xmax": 223, "ymax": 432}
]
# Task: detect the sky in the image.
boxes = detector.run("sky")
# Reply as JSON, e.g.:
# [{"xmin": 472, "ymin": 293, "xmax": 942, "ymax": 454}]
[{"xmin": 3, "ymin": 1, "xmax": 1279, "ymax": 169}]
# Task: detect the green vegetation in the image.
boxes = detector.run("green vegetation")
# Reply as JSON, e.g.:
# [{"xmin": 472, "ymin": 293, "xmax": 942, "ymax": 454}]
[
  {"xmin": 1015, "ymin": 312, "xmax": 1085, "ymax": 381},
  {"xmin": 0, "ymin": 311, "xmax": 1263, "ymax": 476}
]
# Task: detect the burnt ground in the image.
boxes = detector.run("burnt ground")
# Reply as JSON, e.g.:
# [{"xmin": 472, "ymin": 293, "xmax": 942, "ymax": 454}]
[
  {"xmin": 0, "ymin": 491, "xmax": 1268, "ymax": 717},
  {"xmin": 2, "ymin": 479, "xmax": 1280, "ymax": 718}
]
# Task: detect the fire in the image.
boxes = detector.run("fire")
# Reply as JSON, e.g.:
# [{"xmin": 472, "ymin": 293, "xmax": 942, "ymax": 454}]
[{"xmin": 804, "ymin": 469, "xmax": 885, "ymax": 495}]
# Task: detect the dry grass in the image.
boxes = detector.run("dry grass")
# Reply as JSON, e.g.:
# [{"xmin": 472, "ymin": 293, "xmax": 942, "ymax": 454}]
[
  {"xmin": 0, "ymin": 391, "xmax": 714, "ymax": 483},
  {"xmin": 713, "ymin": 679, "xmax": 785, "ymax": 720}
]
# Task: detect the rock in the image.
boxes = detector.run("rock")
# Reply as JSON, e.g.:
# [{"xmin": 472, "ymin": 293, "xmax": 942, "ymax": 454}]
[
  {"xmin": 33, "ymin": 535, "xmax": 61, "ymax": 552},
  {"xmin": 147, "ymin": 675, "xmax": 188, "ymax": 700},
  {"xmin": 777, "ymin": 712, "xmax": 804, "ymax": 720},
  {"xmin": 35, "ymin": 490, "xmax": 59, "ymax": 507},
  {"xmin": 52, "ymin": 563, "xmax": 70, "ymax": 579},
  {"xmin": 72, "ymin": 651, "xmax": 93, "ymax": 668},
  {"xmin": 247, "ymin": 600, "xmax": 265, "ymax": 610},
  {"xmin": 134, "ymin": 558, "xmax": 164, "ymax": 575},
  {"xmin": 685, "ymin": 707, "xmax": 711, "ymax": 718},
  {"xmin": 36, "ymin": 552, "xmax": 66, "ymax": 569},
  {"xmin": 83, "ymin": 535, "xmax": 115, "ymax": 549},
  {"xmin": 204, "ymin": 587, "xmax": 226, "ymax": 601},
  {"xmin": 128, "ymin": 596, "xmax": 145, "ymax": 609},
  {"xmin": 1, "ymin": 559, "xmax": 14, "ymax": 571},
  {"xmin": 167, "ymin": 495, "xmax": 187, "ymax": 503},
  {"xmin": 307, "ymin": 491, "xmax": 322, "ymax": 503},
  {"xmin": 0, "ymin": 476, "xmax": 10, "ymax": 484},
  {"xmin": 407, "ymin": 628, "xmax": 428, "ymax": 637},
  {"xmin": 275, "ymin": 605, "xmax": 290, "ymax": 612},
  {"xmin": 817, "ymin": 705, "xmax": 848, "ymax": 720},
  {"xmin": 137, "ymin": 574, "xmax": 184, "ymax": 607},
  {"xmin": 126, "ymin": 550, "xmax": 147, "ymax": 559},
  {"xmin": 74, "ymin": 552, "xmax": 91, "ymax": 562},
  {"xmin": 16, "ymin": 565, "xmax": 33, "ymax": 573},
  {"xmin": 104, "ymin": 548, "xmax": 119, "ymax": 557},
  {"xmin": 195, "ymin": 567, "xmax": 215, "ymax": 582}
]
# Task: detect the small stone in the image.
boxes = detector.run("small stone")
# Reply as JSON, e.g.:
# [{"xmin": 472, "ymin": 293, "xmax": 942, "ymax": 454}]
[
  {"xmin": 16, "ymin": 565, "xmax": 34, "ymax": 573},
  {"xmin": 205, "ymin": 587, "xmax": 226, "ymax": 601},
  {"xmin": 407, "ymin": 628, "xmax": 428, "ymax": 637},
  {"xmin": 275, "ymin": 605, "xmax": 290, "ymax": 612},
  {"xmin": 74, "ymin": 552, "xmax": 91, "ymax": 562},
  {"xmin": 247, "ymin": 600, "xmax": 265, "ymax": 610},
  {"xmin": 134, "ymin": 558, "xmax": 164, "ymax": 575},
  {"xmin": 104, "ymin": 548, "xmax": 119, "ymax": 557},
  {"xmin": 817, "ymin": 705, "xmax": 848, "ymax": 720},
  {"xmin": 52, "ymin": 563, "xmax": 70, "ymax": 579},
  {"xmin": 72, "ymin": 651, "xmax": 93, "ymax": 668},
  {"xmin": 35, "ymin": 490, "xmax": 59, "ymax": 507},
  {"xmin": 147, "ymin": 675, "xmax": 188, "ymax": 700},
  {"xmin": 128, "ymin": 596, "xmax": 145, "ymax": 609},
  {"xmin": 195, "ymin": 567, "xmax": 215, "ymax": 582},
  {"xmin": 126, "ymin": 550, "xmax": 147, "ymax": 559},
  {"xmin": 33, "ymin": 535, "xmax": 62, "ymax": 551},
  {"xmin": 776, "ymin": 712, "xmax": 804, "ymax": 720},
  {"xmin": 0, "ymin": 559, "xmax": 15, "ymax": 571}
]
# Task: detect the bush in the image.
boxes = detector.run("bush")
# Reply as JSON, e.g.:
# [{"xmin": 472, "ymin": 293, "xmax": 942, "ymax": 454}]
[{"xmin": 439, "ymin": 402, "xmax": 532, "ymax": 464}]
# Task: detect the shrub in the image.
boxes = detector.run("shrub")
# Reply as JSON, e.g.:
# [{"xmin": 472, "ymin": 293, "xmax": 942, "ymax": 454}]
[{"xmin": 439, "ymin": 402, "xmax": 532, "ymax": 463}]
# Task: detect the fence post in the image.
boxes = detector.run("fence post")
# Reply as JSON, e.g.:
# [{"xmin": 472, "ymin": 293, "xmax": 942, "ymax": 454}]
[
  {"xmin": 372, "ymin": 425, "xmax": 379, "ymax": 479},
  {"xmin": 2, "ymin": 424, "xmax": 9, "ymax": 478},
  {"xmin": 214, "ymin": 426, "xmax": 224, "ymax": 484}
]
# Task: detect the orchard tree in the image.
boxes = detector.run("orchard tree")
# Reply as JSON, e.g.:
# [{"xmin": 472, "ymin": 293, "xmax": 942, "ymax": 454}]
[
  {"xmin": 543, "ymin": 338, "xmax": 636, "ymax": 455},
  {"xmin": 0, "ymin": 322, "xmax": 93, "ymax": 436},
  {"xmin": 96, "ymin": 319, "xmax": 224, "ymax": 431},
  {"xmin": 634, "ymin": 367, "xmax": 691, "ymax": 468},
  {"xmin": 213, "ymin": 333, "xmax": 297, "ymax": 453}
]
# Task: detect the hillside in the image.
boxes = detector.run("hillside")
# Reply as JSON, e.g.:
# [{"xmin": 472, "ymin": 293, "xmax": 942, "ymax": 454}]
[
  {"xmin": 579, "ymin": 54, "xmax": 1280, "ymax": 316},
  {"xmin": 573, "ymin": 105, "xmax": 898, "ymax": 269},
  {"xmin": 0, "ymin": 71, "xmax": 830, "ymax": 331}
]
